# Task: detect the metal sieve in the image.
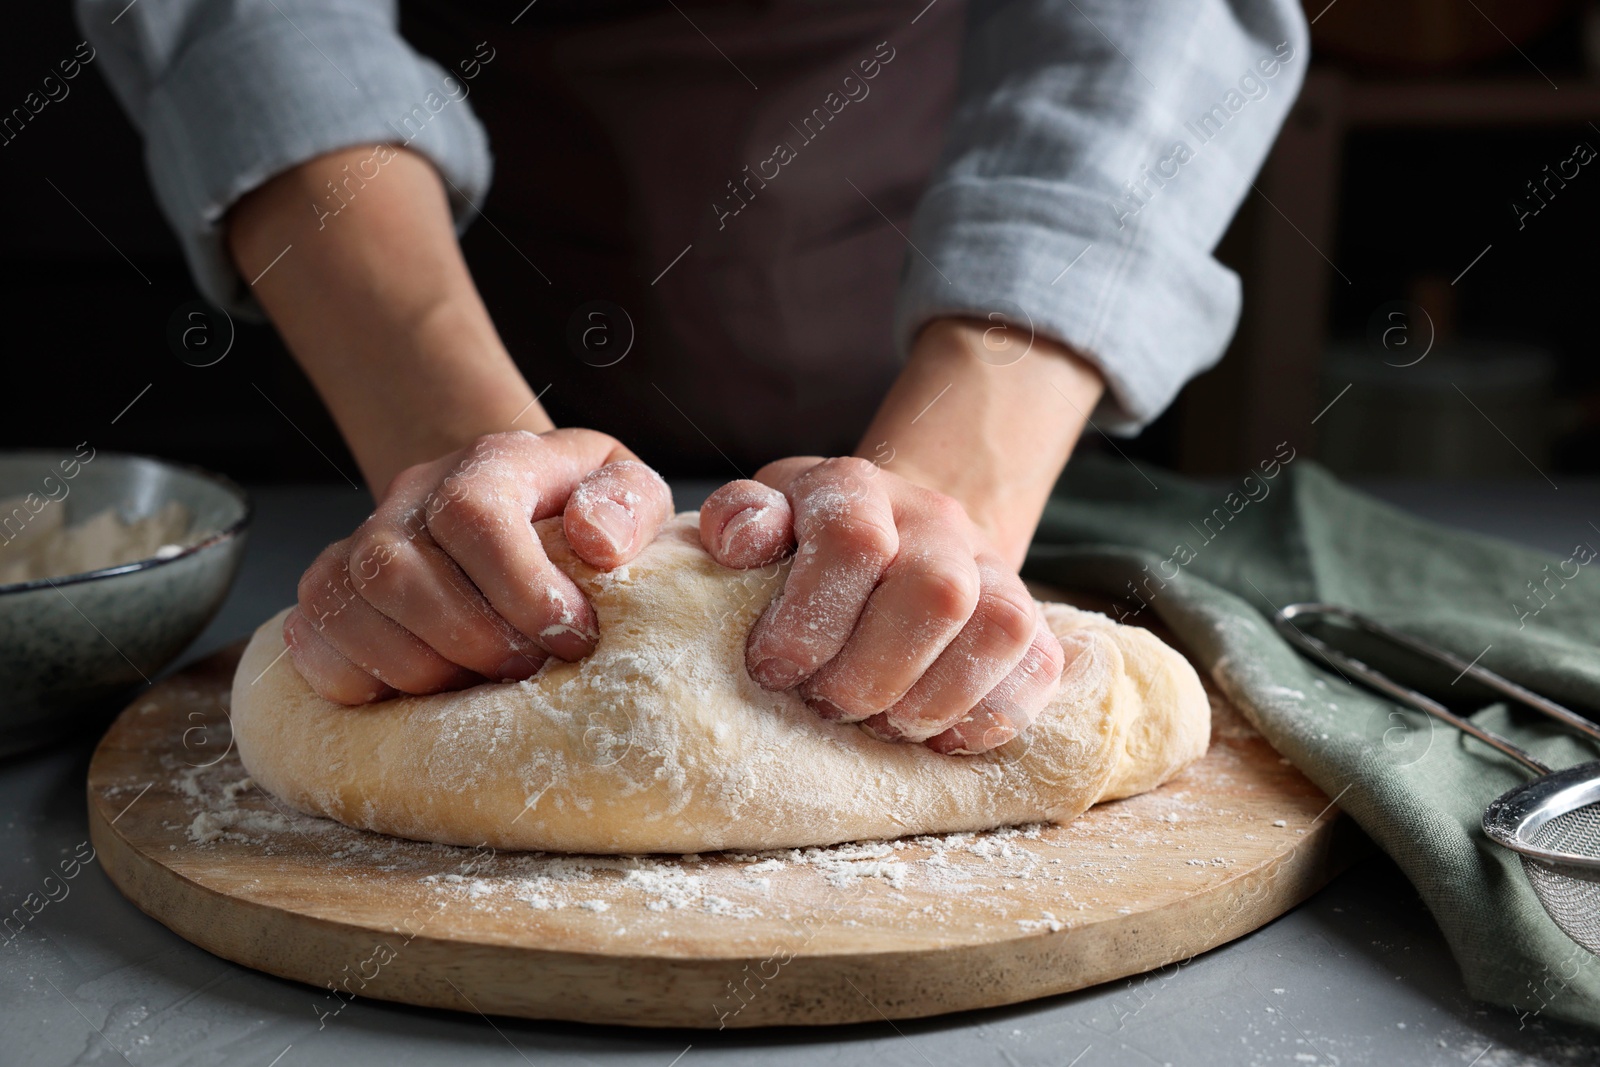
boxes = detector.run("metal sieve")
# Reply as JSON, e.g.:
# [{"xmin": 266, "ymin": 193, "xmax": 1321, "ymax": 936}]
[{"xmin": 1273, "ymin": 602, "xmax": 1600, "ymax": 955}]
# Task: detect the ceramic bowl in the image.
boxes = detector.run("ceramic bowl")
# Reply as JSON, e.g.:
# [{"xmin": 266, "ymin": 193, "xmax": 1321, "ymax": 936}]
[{"xmin": 0, "ymin": 450, "xmax": 250, "ymax": 756}]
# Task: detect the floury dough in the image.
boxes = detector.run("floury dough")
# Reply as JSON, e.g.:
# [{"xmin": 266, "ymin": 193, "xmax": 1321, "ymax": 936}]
[{"xmin": 231, "ymin": 513, "xmax": 1210, "ymax": 854}]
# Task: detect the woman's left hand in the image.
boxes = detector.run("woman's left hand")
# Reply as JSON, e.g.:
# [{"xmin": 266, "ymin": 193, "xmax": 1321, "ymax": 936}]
[{"xmin": 697, "ymin": 458, "xmax": 1066, "ymax": 754}]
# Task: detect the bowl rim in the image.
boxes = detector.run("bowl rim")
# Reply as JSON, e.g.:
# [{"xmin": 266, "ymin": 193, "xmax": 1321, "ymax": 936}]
[{"xmin": 0, "ymin": 449, "xmax": 254, "ymax": 595}]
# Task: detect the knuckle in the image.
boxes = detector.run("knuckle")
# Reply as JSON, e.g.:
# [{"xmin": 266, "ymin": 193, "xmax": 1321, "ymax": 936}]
[
  {"xmin": 924, "ymin": 493, "xmax": 968, "ymax": 526},
  {"xmin": 804, "ymin": 491, "xmax": 895, "ymax": 558},
  {"xmin": 346, "ymin": 526, "xmax": 407, "ymax": 588},
  {"xmin": 294, "ymin": 560, "xmax": 329, "ymax": 606},
  {"xmin": 427, "ymin": 490, "xmax": 495, "ymax": 544},
  {"xmin": 827, "ymin": 513, "xmax": 897, "ymax": 562},
  {"xmin": 476, "ymin": 428, "xmax": 534, "ymax": 452},
  {"xmin": 902, "ymin": 558, "xmax": 980, "ymax": 624},
  {"xmin": 821, "ymin": 455, "xmax": 878, "ymax": 482},
  {"xmin": 565, "ymin": 427, "xmax": 618, "ymax": 450},
  {"xmin": 454, "ymin": 430, "xmax": 533, "ymax": 479},
  {"xmin": 793, "ymin": 462, "xmax": 897, "ymax": 558},
  {"xmin": 600, "ymin": 457, "xmax": 652, "ymax": 481},
  {"xmin": 296, "ymin": 559, "xmax": 353, "ymax": 625},
  {"xmin": 800, "ymin": 456, "xmax": 877, "ymax": 504},
  {"xmin": 387, "ymin": 461, "xmax": 435, "ymax": 496},
  {"xmin": 430, "ymin": 472, "xmax": 476, "ymax": 517},
  {"xmin": 975, "ymin": 579, "xmax": 1037, "ymax": 649}
]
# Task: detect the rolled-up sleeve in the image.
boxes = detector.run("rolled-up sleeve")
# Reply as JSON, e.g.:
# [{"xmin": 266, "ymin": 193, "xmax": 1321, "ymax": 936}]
[
  {"xmin": 897, "ymin": 0, "xmax": 1308, "ymax": 433},
  {"xmin": 76, "ymin": 0, "xmax": 493, "ymax": 316}
]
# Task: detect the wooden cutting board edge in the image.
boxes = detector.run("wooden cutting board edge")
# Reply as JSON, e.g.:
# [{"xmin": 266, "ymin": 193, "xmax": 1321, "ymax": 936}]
[
  {"xmin": 87, "ymin": 790, "xmax": 1357, "ymax": 1029},
  {"xmin": 85, "ymin": 636, "xmax": 1363, "ymax": 1030}
]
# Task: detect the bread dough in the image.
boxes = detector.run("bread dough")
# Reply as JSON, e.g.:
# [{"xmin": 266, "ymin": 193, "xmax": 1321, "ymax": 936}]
[{"xmin": 231, "ymin": 513, "xmax": 1209, "ymax": 854}]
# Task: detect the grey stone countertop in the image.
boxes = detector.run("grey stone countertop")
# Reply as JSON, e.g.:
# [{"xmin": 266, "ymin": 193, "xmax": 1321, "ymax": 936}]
[{"xmin": 3, "ymin": 478, "xmax": 1598, "ymax": 1067}]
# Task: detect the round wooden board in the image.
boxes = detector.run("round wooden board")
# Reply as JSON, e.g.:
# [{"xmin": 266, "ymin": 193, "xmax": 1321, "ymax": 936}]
[{"xmin": 88, "ymin": 622, "xmax": 1356, "ymax": 1030}]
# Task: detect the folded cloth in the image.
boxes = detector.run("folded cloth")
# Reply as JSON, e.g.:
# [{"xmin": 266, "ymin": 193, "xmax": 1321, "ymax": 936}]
[{"xmin": 1024, "ymin": 454, "xmax": 1600, "ymax": 1029}]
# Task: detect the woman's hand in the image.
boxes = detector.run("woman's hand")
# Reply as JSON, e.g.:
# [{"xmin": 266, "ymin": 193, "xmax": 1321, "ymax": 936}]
[
  {"xmin": 285, "ymin": 428, "xmax": 672, "ymax": 704},
  {"xmin": 229, "ymin": 148, "xmax": 677, "ymax": 705},
  {"xmin": 698, "ymin": 459, "xmax": 1066, "ymax": 755},
  {"xmin": 696, "ymin": 315, "xmax": 1107, "ymax": 756}
]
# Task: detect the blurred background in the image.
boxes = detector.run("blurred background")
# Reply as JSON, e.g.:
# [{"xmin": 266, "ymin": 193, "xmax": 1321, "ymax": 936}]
[{"xmin": 2, "ymin": 0, "xmax": 1597, "ymax": 486}]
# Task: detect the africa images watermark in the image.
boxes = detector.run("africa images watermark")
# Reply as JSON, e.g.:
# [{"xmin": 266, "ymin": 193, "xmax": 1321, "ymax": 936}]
[
  {"xmin": 1512, "ymin": 938, "xmax": 1600, "ymax": 1032},
  {"xmin": 712, "ymin": 40, "xmax": 898, "ymax": 230},
  {"xmin": 1109, "ymin": 40, "xmax": 1297, "ymax": 230},
  {"xmin": 1, "ymin": 841, "xmax": 97, "ymax": 949},
  {"xmin": 1510, "ymin": 139, "xmax": 1596, "ymax": 231},
  {"xmin": 710, "ymin": 877, "xmax": 853, "ymax": 1028},
  {"xmin": 1512, "ymin": 535, "xmax": 1596, "ymax": 630},
  {"xmin": 1110, "ymin": 441, "xmax": 1298, "ymax": 624},
  {"xmin": 0, "ymin": 442, "xmax": 97, "ymax": 550},
  {"xmin": 301, "ymin": 444, "xmax": 500, "ymax": 632},
  {"xmin": 312, "ymin": 41, "xmax": 498, "ymax": 229},
  {"xmin": 312, "ymin": 842, "xmax": 496, "ymax": 1029},
  {"xmin": 2, "ymin": 40, "xmax": 96, "ymax": 148}
]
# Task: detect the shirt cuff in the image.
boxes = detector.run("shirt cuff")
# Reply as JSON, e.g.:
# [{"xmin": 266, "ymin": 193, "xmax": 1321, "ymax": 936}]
[
  {"xmin": 894, "ymin": 177, "xmax": 1242, "ymax": 436},
  {"xmin": 141, "ymin": 9, "xmax": 492, "ymax": 318}
]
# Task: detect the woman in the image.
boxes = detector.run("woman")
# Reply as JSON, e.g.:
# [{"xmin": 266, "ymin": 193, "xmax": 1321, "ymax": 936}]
[{"xmin": 81, "ymin": 0, "xmax": 1306, "ymax": 753}]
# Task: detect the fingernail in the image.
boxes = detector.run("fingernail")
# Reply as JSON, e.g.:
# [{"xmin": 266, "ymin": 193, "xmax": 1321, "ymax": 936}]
[
  {"xmin": 859, "ymin": 713, "xmax": 902, "ymax": 743},
  {"xmin": 540, "ymin": 623, "xmax": 594, "ymax": 661},
  {"xmin": 719, "ymin": 505, "xmax": 765, "ymax": 560},
  {"xmin": 752, "ymin": 657, "xmax": 803, "ymax": 690},
  {"xmin": 924, "ymin": 732, "xmax": 972, "ymax": 756},
  {"xmin": 496, "ymin": 653, "xmax": 543, "ymax": 682},
  {"xmin": 804, "ymin": 695, "xmax": 856, "ymax": 722},
  {"xmin": 587, "ymin": 499, "xmax": 636, "ymax": 555}
]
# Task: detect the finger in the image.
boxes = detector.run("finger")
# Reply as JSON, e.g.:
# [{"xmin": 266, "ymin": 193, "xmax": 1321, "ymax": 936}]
[
  {"xmin": 298, "ymin": 545, "xmax": 485, "ymax": 694},
  {"xmin": 353, "ymin": 534, "xmax": 547, "ymax": 684},
  {"xmin": 797, "ymin": 520, "xmax": 979, "ymax": 720},
  {"xmin": 426, "ymin": 430, "xmax": 614, "ymax": 661},
  {"xmin": 925, "ymin": 619, "xmax": 1068, "ymax": 755},
  {"xmin": 283, "ymin": 607, "xmax": 397, "ymax": 705},
  {"xmin": 339, "ymin": 460, "xmax": 547, "ymax": 681},
  {"xmin": 564, "ymin": 458, "xmax": 674, "ymax": 569},
  {"xmin": 744, "ymin": 457, "xmax": 898, "ymax": 691},
  {"xmin": 861, "ymin": 556, "xmax": 1037, "ymax": 742},
  {"xmin": 699, "ymin": 480, "xmax": 794, "ymax": 569}
]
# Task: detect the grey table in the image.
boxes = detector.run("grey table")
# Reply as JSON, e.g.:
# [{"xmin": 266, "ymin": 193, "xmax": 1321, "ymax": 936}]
[{"xmin": 4, "ymin": 479, "xmax": 1598, "ymax": 1067}]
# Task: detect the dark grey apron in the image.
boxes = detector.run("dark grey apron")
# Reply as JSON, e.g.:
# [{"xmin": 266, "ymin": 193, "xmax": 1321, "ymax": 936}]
[{"xmin": 402, "ymin": 0, "xmax": 964, "ymax": 475}]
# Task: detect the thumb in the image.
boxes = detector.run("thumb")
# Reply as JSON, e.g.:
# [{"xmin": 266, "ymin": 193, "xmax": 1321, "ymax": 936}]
[
  {"xmin": 563, "ymin": 459, "xmax": 674, "ymax": 569},
  {"xmin": 699, "ymin": 480, "xmax": 795, "ymax": 569}
]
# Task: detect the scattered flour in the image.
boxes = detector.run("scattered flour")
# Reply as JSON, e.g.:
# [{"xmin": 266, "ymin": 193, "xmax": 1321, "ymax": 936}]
[{"xmin": 144, "ymin": 714, "xmax": 1280, "ymax": 938}]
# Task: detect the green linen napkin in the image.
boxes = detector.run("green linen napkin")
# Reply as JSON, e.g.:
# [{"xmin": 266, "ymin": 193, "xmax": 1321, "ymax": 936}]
[{"xmin": 1024, "ymin": 452, "xmax": 1600, "ymax": 1029}]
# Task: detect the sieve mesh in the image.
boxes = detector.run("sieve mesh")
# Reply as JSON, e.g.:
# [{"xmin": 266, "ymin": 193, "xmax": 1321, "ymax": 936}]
[
  {"xmin": 1531, "ymin": 800, "xmax": 1600, "ymax": 860},
  {"xmin": 1523, "ymin": 801, "xmax": 1600, "ymax": 954}
]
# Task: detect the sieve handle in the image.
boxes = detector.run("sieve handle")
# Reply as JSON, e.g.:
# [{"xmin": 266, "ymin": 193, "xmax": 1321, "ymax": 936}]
[
  {"xmin": 1273, "ymin": 603, "xmax": 1551, "ymax": 776},
  {"xmin": 1288, "ymin": 603, "xmax": 1600, "ymax": 744}
]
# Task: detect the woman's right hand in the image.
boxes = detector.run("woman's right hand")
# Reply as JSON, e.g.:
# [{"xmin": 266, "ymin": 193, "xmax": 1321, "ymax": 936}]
[{"xmin": 284, "ymin": 428, "xmax": 673, "ymax": 704}]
